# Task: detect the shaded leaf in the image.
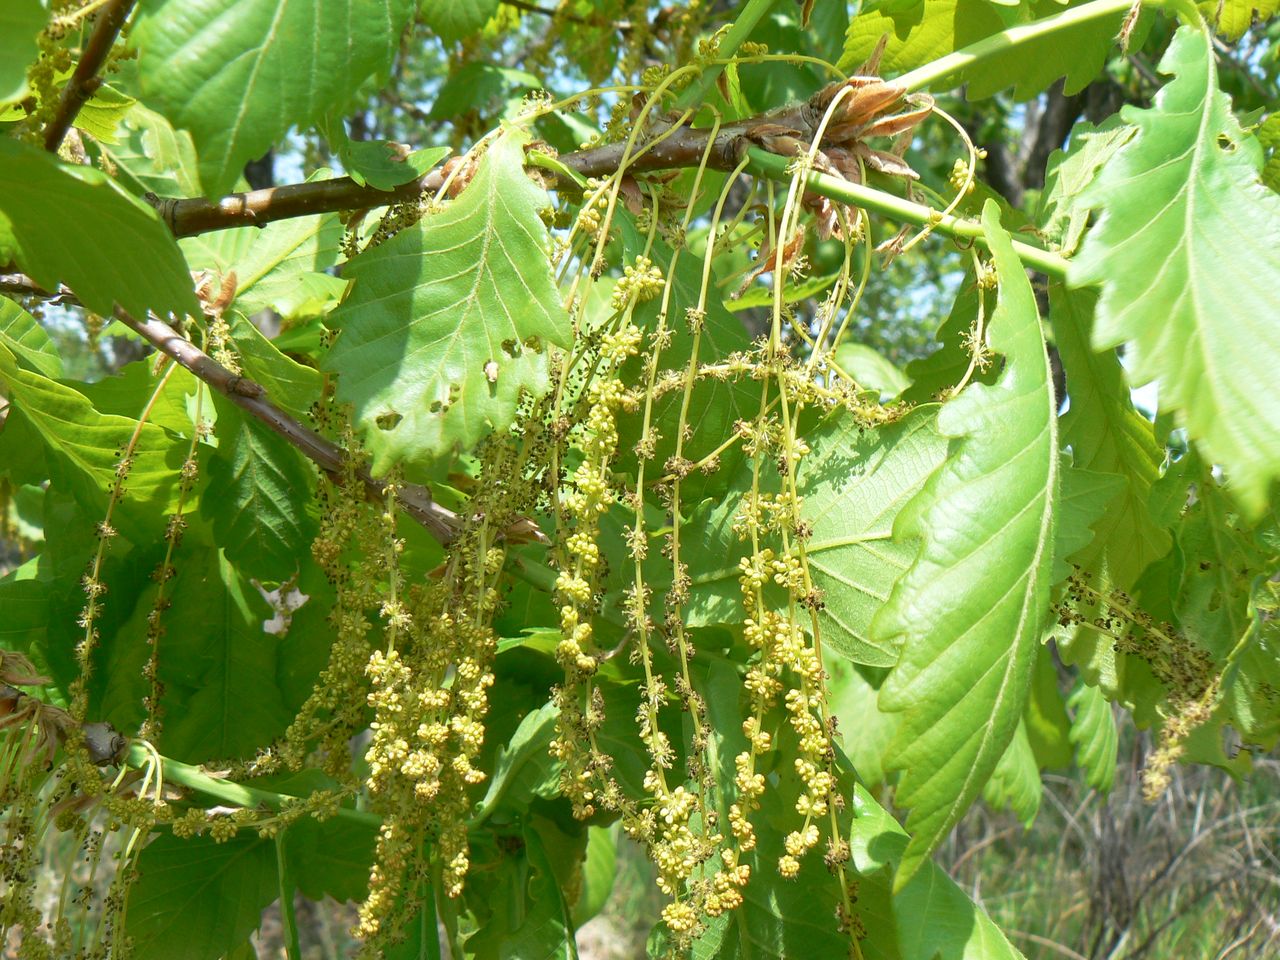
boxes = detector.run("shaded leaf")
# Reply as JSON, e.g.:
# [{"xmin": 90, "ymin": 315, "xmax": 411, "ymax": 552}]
[
  {"xmin": 154, "ymin": 548, "xmax": 293, "ymax": 762},
  {"xmin": 76, "ymin": 83, "xmax": 136, "ymax": 144},
  {"xmin": 0, "ymin": 138, "xmax": 198, "ymax": 318},
  {"xmin": 1068, "ymin": 25, "xmax": 1280, "ymax": 516},
  {"xmin": 1066, "ymin": 678, "xmax": 1117, "ymax": 793},
  {"xmin": 321, "ymin": 117, "xmax": 449, "ymax": 190},
  {"xmin": 982, "ymin": 720, "xmax": 1041, "ymax": 825},
  {"xmin": 872, "ymin": 202, "xmax": 1058, "ymax": 888},
  {"xmin": 128, "ymin": 832, "xmax": 278, "ymax": 960},
  {"xmin": 325, "ymin": 128, "xmax": 572, "ymax": 473},
  {"xmin": 134, "ymin": 0, "xmax": 416, "ymax": 196},
  {"xmin": 203, "ymin": 405, "xmax": 316, "ymax": 582},
  {"xmin": 0, "ymin": 0, "xmax": 44, "ymax": 103}
]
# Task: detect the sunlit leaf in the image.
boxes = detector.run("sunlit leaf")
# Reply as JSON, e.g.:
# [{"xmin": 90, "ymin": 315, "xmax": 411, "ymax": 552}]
[
  {"xmin": 0, "ymin": 343, "xmax": 186, "ymax": 542},
  {"xmin": 841, "ymin": 0, "xmax": 1126, "ymax": 100},
  {"xmin": 0, "ymin": 138, "xmax": 198, "ymax": 318},
  {"xmin": 682, "ymin": 408, "xmax": 948, "ymax": 667},
  {"xmin": 134, "ymin": 0, "xmax": 416, "ymax": 195},
  {"xmin": 872, "ymin": 202, "xmax": 1058, "ymax": 888},
  {"xmin": 1068, "ymin": 25, "xmax": 1280, "ymax": 516},
  {"xmin": 325, "ymin": 127, "xmax": 572, "ymax": 474}
]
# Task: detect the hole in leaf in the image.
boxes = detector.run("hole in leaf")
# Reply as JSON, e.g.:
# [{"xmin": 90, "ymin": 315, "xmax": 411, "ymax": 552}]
[
  {"xmin": 1217, "ymin": 134, "xmax": 1238, "ymax": 152},
  {"xmin": 375, "ymin": 411, "xmax": 402, "ymax": 430},
  {"xmin": 501, "ymin": 338, "xmax": 521, "ymax": 358}
]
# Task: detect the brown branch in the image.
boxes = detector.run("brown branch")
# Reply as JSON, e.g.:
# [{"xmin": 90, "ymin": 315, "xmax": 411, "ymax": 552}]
[
  {"xmin": 0, "ymin": 273, "xmax": 461, "ymax": 544},
  {"xmin": 149, "ymin": 115, "xmax": 769, "ymax": 237},
  {"xmin": 43, "ymin": 0, "xmax": 136, "ymax": 153},
  {"xmin": 112, "ymin": 307, "xmax": 463, "ymax": 544}
]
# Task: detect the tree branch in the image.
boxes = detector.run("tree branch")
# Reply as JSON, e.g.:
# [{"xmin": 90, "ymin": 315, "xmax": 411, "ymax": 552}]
[
  {"xmin": 144, "ymin": 102, "xmax": 1069, "ymax": 276},
  {"xmin": 0, "ymin": 273, "xmax": 461, "ymax": 544},
  {"xmin": 109, "ymin": 306, "xmax": 462, "ymax": 544},
  {"xmin": 43, "ymin": 0, "xmax": 136, "ymax": 153}
]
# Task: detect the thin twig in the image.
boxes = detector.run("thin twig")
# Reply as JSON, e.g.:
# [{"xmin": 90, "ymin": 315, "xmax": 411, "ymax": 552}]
[
  {"xmin": 109, "ymin": 305, "xmax": 462, "ymax": 544},
  {"xmin": 1, "ymin": 272, "xmax": 460, "ymax": 544},
  {"xmin": 43, "ymin": 0, "xmax": 136, "ymax": 153}
]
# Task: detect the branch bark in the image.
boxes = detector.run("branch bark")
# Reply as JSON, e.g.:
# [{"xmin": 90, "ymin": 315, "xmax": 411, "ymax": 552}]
[
  {"xmin": 0, "ymin": 273, "xmax": 460, "ymax": 544},
  {"xmin": 110, "ymin": 306, "xmax": 462, "ymax": 544},
  {"xmin": 43, "ymin": 0, "xmax": 136, "ymax": 153}
]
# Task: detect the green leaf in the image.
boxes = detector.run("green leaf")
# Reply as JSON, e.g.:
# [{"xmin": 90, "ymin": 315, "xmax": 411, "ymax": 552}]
[
  {"xmin": 76, "ymin": 83, "xmax": 136, "ymax": 144},
  {"xmin": 982, "ymin": 720, "xmax": 1041, "ymax": 825},
  {"xmin": 180, "ymin": 202, "xmax": 345, "ymax": 317},
  {"xmin": 203, "ymin": 405, "xmax": 316, "ymax": 582},
  {"xmin": 900, "ymin": 280, "xmax": 997, "ymax": 405},
  {"xmin": 150, "ymin": 548, "xmax": 293, "ymax": 762},
  {"xmin": 472, "ymin": 702, "xmax": 562, "ymax": 824},
  {"xmin": 841, "ymin": 0, "xmax": 1125, "ymax": 101},
  {"xmin": 1037, "ymin": 117, "xmax": 1132, "ymax": 256},
  {"xmin": 0, "ymin": 138, "xmax": 198, "ymax": 319},
  {"xmin": 0, "ymin": 343, "xmax": 187, "ymax": 542},
  {"xmin": 1202, "ymin": 0, "xmax": 1280, "ymax": 39},
  {"xmin": 128, "ymin": 832, "xmax": 279, "ymax": 960},
  {"xmin": 285, "ymin": 813, "xmax": 376, "ymax": 903},
  {"xmin": 428, "ymin": 64, "xmax": 541, "ymax": 122},
  {"xmin": 1024, "ymin": 644, "xmax": 1073, "ymax": 769},
  {"xmin": 834, "ymin": 342, "xmax": 910, "ymax": 399},
  {"xmin": 1053, "ymin": 285, "xmax": 1170, "ymax": 692},
  {"xmin": 1067, "ymin": 25, "xmax": 1280, "ymax": 516},
  {"xmin": 681, "ymin": 407, "xmax": 948, "ymax": 667},
  {"xmin": 228, "ymin": 312, "xmax": 325, "ymax": 420},
  {"xmin": 106, "ymin": 102, "xmax": 204, "ymax": 198},
  {"xmin": 826, "ymin": 661, "xmax": 898, "ymax": 791},
  {"xmin": 573, "ymin": 826, "xmax": 616, "ymax": 926},
  {"xmin": 0, "ymin": 297, "xmax": 61, "ymax": 378},
  {"xmin": 872, "ymin": 201, "xmax": 1059, "ymax": 888},
  {"xmin": 134, "ymin": 0, "xmax": 416, "ymax": 196},
  {"xmin": 422, "ymin": 0, "xmax": 501, "ymax": 44},
  {"xmin": 467, "ymin": 825, "xmax": 579, "ymax": 960},
  {"xmin": 1066, "ymin": 678, "xmax": 1116, "ymax": 792},
  {"xmin": 0, "ymin": 0, "xmax": 44, "ymax": 103},
  {"xmin": 325, "ymin": 128, "xmax": 572, "ymax": 474},
  {"xmin": 321, "ymin": 117, "xmax": 449, "ymax": 191}
]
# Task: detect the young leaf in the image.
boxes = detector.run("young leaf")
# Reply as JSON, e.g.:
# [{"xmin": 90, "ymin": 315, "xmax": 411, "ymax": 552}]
[
  {"xmin": 1202, "ymin": 0, "xmax": 1280, "ymax": 39},
  {"xmin": 872, "ymin": 201, "xmax": 1059, "ymax": 888},
  {"xmin": 1066, "ymin": 678, "xmax": 1117, "ymax": 793},
  {"xmin": 0, "ymin": 139, "xmax": 198, "ymax": 319},
  {"xmin": 1068, "ymin": 25, "xmax": 1280, "ymax": 516},
  {"xmin": 1037, "ymin": 118, "xmax": 1133, "ymax": 256},
  {"xmin": 133, "ymin": 0, "xmax": 416, "ymax": 196},
  {"xmin": 325, "ymin": 127, "xmax": 573, "ymax": 474},
  {"xmin": 841, "ymin": 0, "xmax": 1126, "ymax": 101},
  {"xmin": 127, "ymin": 832, "xmax": 279, "ymax": 960}
]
